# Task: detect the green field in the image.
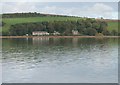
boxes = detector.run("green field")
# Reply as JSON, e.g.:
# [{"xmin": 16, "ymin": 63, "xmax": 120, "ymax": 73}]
[
  {"xmin": 1, "ymin": 16, "xmax": 119, "ymax": 33},
  {"xmin": 107, "ymin": 21, "xmax": 118, "ymax": 32}
]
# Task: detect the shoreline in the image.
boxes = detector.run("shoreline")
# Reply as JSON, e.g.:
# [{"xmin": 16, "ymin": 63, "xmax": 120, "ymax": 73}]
[{"xmin": 0, "ymin": 36, "xmax": 120, "ymax": 39}]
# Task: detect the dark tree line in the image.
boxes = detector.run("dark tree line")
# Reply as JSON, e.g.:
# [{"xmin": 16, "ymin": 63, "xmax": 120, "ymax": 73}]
[
  {"xmin": 6, "ymin": 18, "xmax": 113, "ymax": 36},
  {"xmin": 2, "ymin": 12, "xmax": 70, "ymax": 18}
]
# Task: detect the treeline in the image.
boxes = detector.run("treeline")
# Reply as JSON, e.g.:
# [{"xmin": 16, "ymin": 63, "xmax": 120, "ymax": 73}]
[
  {"xmin": 3, "ymin": 18, "xmax": 117, "ymax": 36},
  {"xmin": 2, "ymin": 12, "xmax": 70, "ymax": 18}
]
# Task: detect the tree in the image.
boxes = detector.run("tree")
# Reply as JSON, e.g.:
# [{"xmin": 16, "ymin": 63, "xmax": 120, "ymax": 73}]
[
  {"xmin": 111, "ymin": 30, "xmax": 118, "ymax": 36},
  {"xmin": 8, "ymin": 19, "xmax": 109, "ymax": 36},
  {"xmin": 47, "ymin": 22, "xmax": 54, "ymax": 33},
  {"xmin": 86, "ymin": 28, "xmax": 97, "ymax": 36},
  {"xmin": 92, "ymin": 22, "xmax": 100, "ymax": 31},
  {"xmin": 102, "ymin": 30, "xmax": 111, "ymax": 36},
  {"xmin": 99, "ymin": 21, "xmax": 108, "ymax": 33}
]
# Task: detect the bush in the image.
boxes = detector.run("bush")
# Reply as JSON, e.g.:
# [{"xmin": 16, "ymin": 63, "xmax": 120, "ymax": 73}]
[
  {"xmin": 111, "ymin": 30, "xmax": 118, "ymax": 36},
  {"xmin": 86, "ymin": 28, "xmax": 97, "ymax": 36},
  {"xmin": 95, "ymin": 33, "xmax": 104, "ymax": 36},
  {"xmin": 102, "ymin": 30, "xmax": 111, "ymax": 36}
]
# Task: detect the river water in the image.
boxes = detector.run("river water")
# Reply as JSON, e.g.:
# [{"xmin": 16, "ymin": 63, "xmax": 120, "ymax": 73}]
[{"xmin": 2, "ymin": 38, "xmax": 118, "ymax": 83}]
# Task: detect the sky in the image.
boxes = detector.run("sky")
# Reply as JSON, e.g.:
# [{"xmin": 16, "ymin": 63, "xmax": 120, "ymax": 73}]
[{"xmin": 0, "ymin": 0, "xmax": 119, "ymax": 19}]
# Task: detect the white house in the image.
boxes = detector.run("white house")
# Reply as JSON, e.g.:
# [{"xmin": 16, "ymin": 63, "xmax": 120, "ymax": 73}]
[
  {"xmin": 32, "ymin": 31, "xmax": 49, "ymax": 36},
  {"xmin": 53, "ymin": 31, "xmax": 60, "ymax": 35},
  {"xmin": 72, "ymin": 30, "xmax": 79, "ymax": 35}
]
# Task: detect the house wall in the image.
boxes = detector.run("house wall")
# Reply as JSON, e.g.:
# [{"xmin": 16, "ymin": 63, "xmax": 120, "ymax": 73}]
[{"xmin": 32, "ymin": 32, "xmax": 49, "ymax": 36}]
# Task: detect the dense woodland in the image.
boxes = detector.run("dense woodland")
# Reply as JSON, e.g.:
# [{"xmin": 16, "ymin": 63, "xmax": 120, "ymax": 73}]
[{"xmin": 6, "ymin": 18, "xmax": 115, "ymax": 36}]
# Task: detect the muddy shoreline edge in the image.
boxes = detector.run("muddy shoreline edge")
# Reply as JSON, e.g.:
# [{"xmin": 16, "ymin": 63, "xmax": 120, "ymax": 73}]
[{"xmin": 0, "ymin": 36, "xmax": 120, "ymax": 39}]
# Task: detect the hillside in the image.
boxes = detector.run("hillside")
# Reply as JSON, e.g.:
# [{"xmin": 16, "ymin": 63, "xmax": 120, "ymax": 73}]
[
  {"xmin": 1, "ymin": 16, "xmax": 83, "ymax": 32},
  {"xmin": 1, "ymin": 13, "xmax": 119, "ymax": 36}
]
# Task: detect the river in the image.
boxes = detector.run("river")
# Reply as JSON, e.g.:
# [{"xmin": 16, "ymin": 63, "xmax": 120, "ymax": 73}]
[{"xmin": 2, "ymin": 38, "xmax": 118, "ymax": 83}]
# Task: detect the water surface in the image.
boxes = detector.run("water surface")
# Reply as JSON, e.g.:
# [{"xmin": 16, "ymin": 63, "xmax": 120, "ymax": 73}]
[{"xmin": 2, "ymin": 38, "xmax": 118, "ymax": 83}]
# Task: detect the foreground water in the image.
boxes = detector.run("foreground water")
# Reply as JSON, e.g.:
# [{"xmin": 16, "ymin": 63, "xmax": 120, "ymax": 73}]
[{"xmin": 2, "ymin": 38, "xmax": 118, "ymax": 83}]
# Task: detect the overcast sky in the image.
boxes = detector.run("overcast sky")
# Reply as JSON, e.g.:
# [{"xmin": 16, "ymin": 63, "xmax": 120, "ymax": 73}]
[{"xmin": 1, "ymin": 1, "xmax": 119, "ymax": 19}]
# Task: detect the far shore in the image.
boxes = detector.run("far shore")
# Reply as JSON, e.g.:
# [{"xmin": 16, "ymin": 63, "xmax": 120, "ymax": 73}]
[{"xmin": 0, "ymin": 36, "xmax": 120, "ymax": 39}]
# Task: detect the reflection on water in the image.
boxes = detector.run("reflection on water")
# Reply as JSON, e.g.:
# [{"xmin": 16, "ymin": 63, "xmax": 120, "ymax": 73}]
[{"xmin": 2, "ymin": 38, "xmax": 118, "ymax": 83}]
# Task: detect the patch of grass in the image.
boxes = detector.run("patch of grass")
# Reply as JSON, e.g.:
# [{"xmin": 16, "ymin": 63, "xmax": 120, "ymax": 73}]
[{"xmin": 107, "ymin": 21, "xmax": 118, "ymax": 32}]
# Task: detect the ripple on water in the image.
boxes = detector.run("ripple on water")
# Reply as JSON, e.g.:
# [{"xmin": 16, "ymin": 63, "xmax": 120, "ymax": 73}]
[{"xmin": 2, "ymin": 38, "xmax": 118, "ymax": 83}]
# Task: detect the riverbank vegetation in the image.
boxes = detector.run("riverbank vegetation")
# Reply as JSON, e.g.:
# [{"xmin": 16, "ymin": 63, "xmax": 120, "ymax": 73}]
[
  {"xmin": 1, "ymin": 13, "xmax": 119, "ymax": 36},
  {"xmin": 8, "ymin": 19, "xmax": 109, "ymax": 36}
]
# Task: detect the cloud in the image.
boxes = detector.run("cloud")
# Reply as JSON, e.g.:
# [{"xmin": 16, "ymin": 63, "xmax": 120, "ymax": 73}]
[
  {"xmin": 38, "ymin": 3, "xmax": 118, "ymax": 19},
  {"xmin": 88, "ymin": 3, "xmax": 113, "ymax": 12},
  {"xmin": 2, "ymin": 2, "xmax": 38, "ymax": 13},
  {"xmin": 39, "ymin": 6, "xmax": 58, "ymax": 14},
  {"xmin": 62, "ymin": 3, "xmax": 118, "ymax": 19},
  {"xmin": 86, "ymin": 3, "xmax": 117, "ymax": 18},
  {"xmin": 1, "ymin": 2, "xmax": 118, "ymax": 19}
]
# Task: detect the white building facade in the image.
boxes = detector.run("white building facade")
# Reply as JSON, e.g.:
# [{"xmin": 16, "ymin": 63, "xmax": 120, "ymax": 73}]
[
  {"xmin": 53, "ymin": 31, "xmax": 60, "ymax": 35},
  {"xmin": 32, "ymin": 31, "xmax": 49, "ymax": 36},
  {"xmin": 72, "ymin": 30, "xmax": 79, "ymax": 35}
]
